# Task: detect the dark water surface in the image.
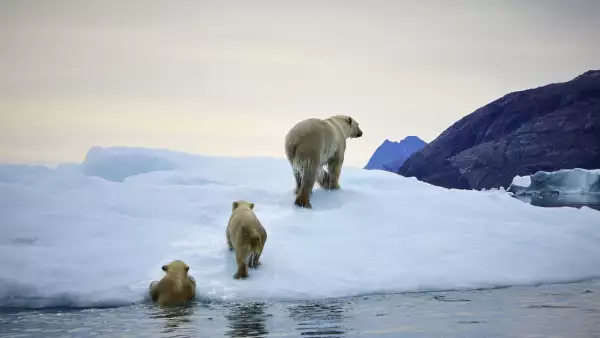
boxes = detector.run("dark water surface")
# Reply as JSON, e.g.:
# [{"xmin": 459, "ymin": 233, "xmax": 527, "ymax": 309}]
[
  {"xmin": 1, "ymin": 280, "xmax": 599, "ymax": 338},
  {"xmin": 512, "ymin": 193, "xmax": 600, "ymax": 211}
]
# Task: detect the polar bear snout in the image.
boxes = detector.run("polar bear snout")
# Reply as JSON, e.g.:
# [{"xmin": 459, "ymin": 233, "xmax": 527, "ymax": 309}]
[
  {"xmin": 349, "ymin": 119, "xmax": 363, "ymax": 138},
  {"xmin": 351, "ymin": 127, "xmax": 363, "ymax": 138}
]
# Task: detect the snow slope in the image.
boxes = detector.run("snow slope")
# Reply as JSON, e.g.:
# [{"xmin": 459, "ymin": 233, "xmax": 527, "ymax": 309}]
[{"xmin": 1, "ymin": 146, "xmax": 600, "ymax": 309}]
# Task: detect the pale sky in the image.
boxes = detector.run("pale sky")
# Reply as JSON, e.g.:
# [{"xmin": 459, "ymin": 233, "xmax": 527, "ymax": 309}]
[{"xmin": 1, "ymin": 0, "xmax": 598, "ymax": 167}]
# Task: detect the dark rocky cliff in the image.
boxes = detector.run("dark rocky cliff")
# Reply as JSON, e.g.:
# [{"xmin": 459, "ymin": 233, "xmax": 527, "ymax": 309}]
[{"xmin": 397, "ymin": 70, "xmax": 600, "ymax": 190}]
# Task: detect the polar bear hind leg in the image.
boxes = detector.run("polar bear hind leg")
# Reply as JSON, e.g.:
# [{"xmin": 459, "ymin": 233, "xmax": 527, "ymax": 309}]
[{"xmin": 294, "ymin": 159, "xmax": 318, "ymax": 209}]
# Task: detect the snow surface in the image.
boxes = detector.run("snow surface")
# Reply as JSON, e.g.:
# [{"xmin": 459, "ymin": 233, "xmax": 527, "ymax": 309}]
[{"xmin": 1, "ymin": 147, "xmax": 600, "ymax": 309}]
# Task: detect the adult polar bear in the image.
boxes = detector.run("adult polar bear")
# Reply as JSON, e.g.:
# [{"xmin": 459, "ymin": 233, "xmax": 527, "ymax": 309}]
[{"xmin": 285, "ymin": 115, "xmax": 363, "ymax": 208}]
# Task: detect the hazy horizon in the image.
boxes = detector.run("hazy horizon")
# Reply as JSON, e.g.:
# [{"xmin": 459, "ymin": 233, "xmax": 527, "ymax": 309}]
[{"xmin": 1, "ymin": 0, "xmax": 599, "ymax": 167}]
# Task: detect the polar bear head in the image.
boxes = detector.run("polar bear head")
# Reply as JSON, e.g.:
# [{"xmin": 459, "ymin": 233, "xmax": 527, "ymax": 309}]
[
  {"xmin": 330, "ymin": 115, "xmax": 363, "ymax": 138},
  {"xmin": 161, "ymin": 260, "xmax": 190, "ymax": 276},
  {"xmin": 232, "ymin": 200, "xmax": 255, "ymax": 211}
]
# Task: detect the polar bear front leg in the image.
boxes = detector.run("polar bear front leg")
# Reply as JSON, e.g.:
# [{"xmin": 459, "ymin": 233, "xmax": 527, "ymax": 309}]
[
  {"xmin": 326, "ymin": 157, "xmax": 343, "ymax": 190},
  {"xmin": 149, "ymin": 281, "xmax": 159, "ymax": 301},
  {"xmin": 316, "ymin": 166, "xmax": 331, "ymax": 189}
]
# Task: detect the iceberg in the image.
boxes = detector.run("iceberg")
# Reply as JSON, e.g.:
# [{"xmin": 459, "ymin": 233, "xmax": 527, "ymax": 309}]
[
  {"xmin": 1, "ymin": 147, "xmax": 599, "ymax": 309},
  {"xmin": 508, "ymin": 168, "xmax": 600, "ymax": 209}
]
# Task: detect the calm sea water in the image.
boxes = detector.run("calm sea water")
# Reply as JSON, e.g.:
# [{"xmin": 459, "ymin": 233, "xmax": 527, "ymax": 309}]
[
  {"xmin": 1, "ymin": 280, "xmax": 599, "ymax": 338},
  {"xmin": 512, "ymin": 193, "xmax": 600, "ymax": 211}
]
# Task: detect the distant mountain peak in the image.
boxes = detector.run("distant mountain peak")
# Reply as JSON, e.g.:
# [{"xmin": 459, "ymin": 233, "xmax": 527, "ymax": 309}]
[
  {"xmin": 364, "ymin": 135, "xmax": 427, "ymax": 171},
  {"xmin": 381, "ymin": 136, "xmax": 425, "ymax": 146},
  {"xmin": 401, "ymin": 135, "xmax": 425, "ymax": 143}
]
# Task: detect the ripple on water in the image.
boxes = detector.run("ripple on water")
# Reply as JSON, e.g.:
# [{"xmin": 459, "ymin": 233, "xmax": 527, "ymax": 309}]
[{"xmin": 1, "ymin": 280, "xmax": 600, "ymax": 338}]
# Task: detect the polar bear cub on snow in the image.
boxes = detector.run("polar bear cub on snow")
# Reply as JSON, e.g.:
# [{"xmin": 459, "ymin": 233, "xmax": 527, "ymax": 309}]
[{"xmin": 226, "ymin": 200, "xmax": 268, "ymax": 279}]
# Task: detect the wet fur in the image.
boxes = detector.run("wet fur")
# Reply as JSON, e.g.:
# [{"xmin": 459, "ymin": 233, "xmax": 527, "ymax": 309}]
[
  {"xmin": 284, "ymin": 115, "xmax": 363, "ymax": 208},
  {"xmin": 149, "ymin": 260, "xmax": 196, "ymax": 306},
  {"xmin": 226, "ymin": 200, "xmax": 268, "ymax": 279}
]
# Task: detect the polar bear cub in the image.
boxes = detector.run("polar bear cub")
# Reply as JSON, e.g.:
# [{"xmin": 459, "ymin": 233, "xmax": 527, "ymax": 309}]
[
  {"xmin": 226, "ymin": 200, "xmax": 268, "ymax": 279},
  {"xmin": 149, "ymin": 260, "xmax": 196, "ymax": 306}
]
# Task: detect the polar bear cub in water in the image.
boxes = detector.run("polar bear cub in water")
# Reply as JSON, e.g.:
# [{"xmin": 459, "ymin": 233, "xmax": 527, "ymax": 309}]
[{"xmin": 149, "ymin": 260, "xmax": 196, "ymax": 306}]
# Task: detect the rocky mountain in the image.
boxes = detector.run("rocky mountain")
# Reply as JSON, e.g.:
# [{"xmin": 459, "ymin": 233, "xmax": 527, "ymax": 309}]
[
  {"xmin": 364, "ymin": 136, "xmax": 427, "ymax": 172},
  {"xmin": 397, "ymin": 70, "xmax": 600, "ymax": 190}
]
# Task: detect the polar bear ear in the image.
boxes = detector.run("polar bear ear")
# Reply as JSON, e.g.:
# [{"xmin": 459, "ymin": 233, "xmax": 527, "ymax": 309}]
[
  {"xmin": 232, "ymin": 201, "xmax": 239, "ymax": 210},
  {"xmin": 162, "ymin": 264, "xmax": 168, "ymax": 272},
  {"xmin": 249, "ymin": 202, "xmax": 254, "ymax": 209}
]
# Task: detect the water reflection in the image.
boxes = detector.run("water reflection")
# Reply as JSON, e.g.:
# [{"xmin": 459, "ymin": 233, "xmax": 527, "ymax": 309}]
[
  {"xmin": 288, "ymin": 300, "xmax": 348, "ymax": 337},
  {"xmin": 225, "ymin": 302, "xmax": 269, "ymax": 338},
  {"xmin": 3, "ymin": 281, "xmax": 600, "ymax": 338},
  {"xmin": 148, "ymin": 303, "xmax": 196, "ymax": 337}
]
